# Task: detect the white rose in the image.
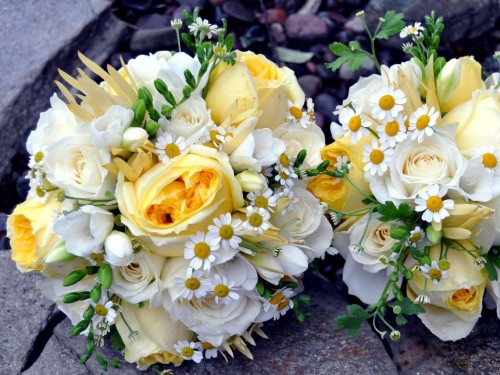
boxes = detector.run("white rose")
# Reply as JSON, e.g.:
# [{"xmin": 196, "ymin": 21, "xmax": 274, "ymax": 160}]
[
  {"xmin": 457, "ymin": 157, "xmax": 500, "ymax": 202},
  {"xmin": 110, "ymin": 249, "xmax": 166, "ymax": 307},
  {"xmin": 370, "ymin": 133, "xmax": 465, "ymax": 205},
  {"xmin": 274, "ymin": 121, "xmax": 325, "ymax": 167},
  {"xmin": 44, "ymin": 134, "xmax": 116, "ymax": 199},
  {"xmin": 485, "ymin": 73, "xmax": 500, "ymax": 89},
  {"xmin": 162, "ymin": 256, "xmax": 261, "ymax": 346},
  {"xmin": 26, "ymin": 94, "xmax": 80, "ymax": 155},
  {"xmin": 158, "ymin": 95, "xmax": 213, "ymax": 143},
  {"xmin": 104, "ymin": 231, "xmax": 135, "ymax": 266},
  {"xmin": 486, "ymin": 279, "xmax": 500, "ymax": 319},
  {"xmin": 90, "ymin": 105, "xmax": 134, "ymax": 150},
  {"xmin": 484, "ymin": 196, "xmax": 500, "ymax": 245},
  {"xmin": 348, "ymin": 74, "xmax": 384, "ymax": 111},
  {"xmin": 385, "ymin": 60, "xmax": 423, "ymax": 91},
  {"xmin": 126, "ymin": 52, "xmax": 171, "ymax": 92},
  {"xmin": 53, "ymin": 205, "xmax": 114, "ymax": 257}
]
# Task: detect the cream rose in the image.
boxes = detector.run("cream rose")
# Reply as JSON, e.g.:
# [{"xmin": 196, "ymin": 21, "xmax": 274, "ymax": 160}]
[
  {"xmin": 44, "ymin": 134, "xmax": 116, "ymax": 199},
  {"xmin": 116, "ymin": 145, "xmax": 244, "ymax": 256},
  {"xmin": 370, "ymin": 133, "xmax": 465, "ymax": 205},
  {"xmin": 126, "ymin": 51, "xmax": 172, "ymax": 92},
  {"xmin": 443, "ymin": 90, "xmax": 500, "ymax": 156},
  {"xmin": 407, "ymin": 246, "xmax": 487, "ymax": 341},
  {"xmin": 7, "ymin": 193, "xmax": 62, "ymax": 272},
  {"xmin": 90, "ymin": 105, "xmax": 134, "ymax": 150}
]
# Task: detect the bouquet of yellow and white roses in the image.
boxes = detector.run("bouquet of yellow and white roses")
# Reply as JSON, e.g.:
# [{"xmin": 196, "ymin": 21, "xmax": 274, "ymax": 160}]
[
  {"xmin": 308, "ymin": 11, "xmax": 500, "ymax": 341},
  {"xmin": 7, "ymin": 10, "xmax": 333, "ymax": 371}
]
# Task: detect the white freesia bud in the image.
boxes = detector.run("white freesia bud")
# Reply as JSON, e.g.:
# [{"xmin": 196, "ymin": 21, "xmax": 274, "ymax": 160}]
[
  {"xmin": 91, "ymin": 105, "xmax": 134, "ymax": 150},
  {"xmin": 121, "ymin": 127, "xmax": 148, "ymax": 151},
  {"xmin": 235, "ymin": 170, "xmax": 267, "ymax": 192},
  {"xmin": 436, "ymin": 58, "xmax": 461, "ymax": 109},
  {"xmin": 44, "ymin": 242, "xmax": 76, "ymax": 264},
  {"xmin": 104, "ymin": 231, "xmax": 134, "ymax": 266}
]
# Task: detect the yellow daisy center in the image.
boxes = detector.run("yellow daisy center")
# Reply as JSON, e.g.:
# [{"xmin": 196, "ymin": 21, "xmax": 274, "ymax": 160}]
[
  {"xmin": 279, "ymin": 153, "xmax": 291, "ymax": 168},
  {"xmin": 290, "ymin": 106, "xmax": 303, "ymax": 119},
  {"xmin": 214, "ymin": 284, "xmax": 230, "ymax": 298},
  {"xmin": 409, "ymin": 232, "xmax": 422, "ymax": 243},
  {"xmin": 379, "ymin": 95, "xmax": 395, "ymax": 110},
  {"xmin": 185, "ymin": 277, "xmax": 201, "ymax": 290},
  {"xmin": 482, "ymin": 152, "xmax": 497, "ymax": 169},
  {"xmin": 428, "ymin": 268, "xmax": 442, "ymax": 280},
  {"xmin": 90, "ymin": 253, "xmax": 105, "ymax": 263},
  {"xmin": 279, "ymin": 171, "xmax": 289, "ymax": 180},
  {"xmin": 369, "ymin": 149, "xmax": 385, "ymax": 165},
  {"xmin": 34, "ymin": 151, "xmax": 44, "ymax": 163},
  {"xmin": 248, "ymin": 213, "xmax": 263, "ymax": 227},
  {"xmin": 95, "ymin": 304, "xmax": 108, "ymax": 317},
  {"xmin": 277, "ymin": 299, "xmax": 290, "ymax": 311},
  {"xmin": 203, "ymin": 140, "xmax": 218, "ymax": 149},
  {"xmin": 348, "ymin": 115, "xmax": 362, "ymax": 131},
  {"xmin": 202, "ymin": 342, "xmax": 215, "ymax": 350},
  {"xmin": 385, "ymin": 121, "xmax": 400, "ymax": 136},
  {"xmin": 194, "ymin": 242, "xmax": 211, "ymax": 259},
  {"xmin": 269, "ymin": 292, "xmax": 284, "ymax": 305},
  {"xmin": 426, "ymin": 196, "xmax": 443, "ymax": 212},
  {"xmin": 254, "ymin": 196, "xmax": 269, "ymax": 209},
  {"xmin": 218, "ymin": 224, "xmax": 234, "ymax": 240},
  {"xmin": 181, "ymin": 347, "xmax": 194, "ymax": 358},
  {"xmin": 438, "ymin": 259, "xmax": 450, "ymax": 270},
  {"xmin": 416, "ymin": 115, "xmax": 430, "ymax": 130},
  {"xmin": 164, "ymin": 143, "xmax": 180, "ymax": 158}
]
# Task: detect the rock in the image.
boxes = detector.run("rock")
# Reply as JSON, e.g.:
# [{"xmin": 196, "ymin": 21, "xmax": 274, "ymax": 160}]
[
  {"xmin": 271, "ymin": 23, "xmax": 287, "ymax": 44},
  {"xmin": 257, "ymin": 8, "xmax": 288, "ymax": 24},
  {"xmin": 298, "ymin": 75, "xmax": 322, "ymax": 98},
  {"xmin": 222, "ymin": 1, "xmax": 255, "ymax": 22},
  {"xmin": 316, "ymin": 63, "xmax": 338, "ymax": 80},
  {"xmin": 386, "ymin": 312, "xmax": 500, "ymax": 374},
  {"xmin": 177, "ymin": 0, "xmax": 207, "ymax": 7},
  {"xmin": 129, "ymin": 27, "xmax": 178, "ymax": 52},
  {"xmin": 210, "ymin": 0, "xmax": 226, "ymax": 5},
  {"xmin": 117, "ymin": 0, "xmax": 156, "ymax": 11},
  {"xmin": 0, "ymin": 0, "xmax": 127, "ymax": 215},
  {"xmin": 135, "ymin": 13, "xmax": 170, "ymax": 29},
  {"xmin": 285, "ymin": 14, "xmax": 329, "ymax": 41},
  {"xmin": 298, "ymin": 0, "xmax": 323, "ymax": 15},
  {"xmin": 344, "ymin": 16, "xmax": 365, "ymax": 34},
  {"xmin": 314, "ymin": 93, "xmax": 339, "ymax": 123},
  {"xmin": 0, "ymin": 252, "xmax": 59, "ymax": 374},
  {"xmin": 364, "ymin": 0, "xmax": 500, "ymax": 43}
]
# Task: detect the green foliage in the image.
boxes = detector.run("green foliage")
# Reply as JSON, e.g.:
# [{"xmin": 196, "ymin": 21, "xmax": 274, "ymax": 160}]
[
  {"xmin": 326, "ymin": 41, "xmax": 369, "ymax": 72},
  {"xmin": 375, "ymin": 11, "xmax": 405, "ymax": 40},
  {"xmin": 485, "ymin": 247, "xmax": 500, "ymax": 281},
  {"xmin": 377, "ymin": 201, "xmax": 415, "ymax": 222},
  {"xmin": 333, "ymin": 304, "xmax": 372, "ymax": 337}
]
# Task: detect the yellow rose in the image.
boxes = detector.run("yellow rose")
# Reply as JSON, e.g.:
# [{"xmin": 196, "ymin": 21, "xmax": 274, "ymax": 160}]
[
  {"xmin": 442, "ymin": 203, "xmax": 494, "ymax": 241},
  {"xmin": 7, "ymin": 194, "xmax": 62, "ymax": 272},
  {"xmin": 443, "ymin": 89, "xmax": 500, "ymax": 155},
  {"xmin": 407, "ymin": 245, "xmax": 487, "ymax": 341},
  {"xmin": 307, "ymin": 135, "xmax": 372, "ymax": 214},
  {"xmin": 205, "ymin": 51, "xmax": 304, "ymax": 130},
  {"xmin": 116, "ymin": 301, "xmax": 191, "ymax": 370},
  {"xmin": 116, "ymin": 145, "xmax": 244, "ymax": 256},
  {"xmin": 437, "ymin": 57, "xmax": 485, "ymax": 114}
]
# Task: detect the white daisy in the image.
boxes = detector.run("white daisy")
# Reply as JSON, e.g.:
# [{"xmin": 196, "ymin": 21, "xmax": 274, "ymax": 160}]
[
  {"xmin": 420, "ymin": 260, "xmax": 449, "ymax": 286},
  {"xmin": 286, "ymin": 100, "xmax": 309, "ymax": 128},
  {"xmin": 201, "ymin": 342, "xmax": 218, "ymax": 359},
  {"xmin": 244, "ymin": 206, "xmax": 271, "ymax": 236},
  {"xmin": 188, "ymin": 17, "xmax": 218, "ymax": 39},
  {"xmin": 275, "ymin": 152, "xmax": 295, "ymax": 176},
  {"xmin": 278, "ymin": 187, "xmax": 298, "ymax": 215},
  {"xmin": 207, "ymin": 213, "xmax": 244, "ymax": 250},
  {"xmin": 407, "ymin": 226, "xmax": 425, "ymax": 246},
  {"xmin": 377, "ymin": 114, "xmax": 407, "ymax": 147},
  {"xmin": 409, "ymin": 105, "xmax": 439, "ymax": 142},
  {"xmin": 174, "ymin": 340, "xmax": 203, "ymax": 363},
  {"xmin": 211, "ymin": 274, "xmax": 239, "ymax": 304},
  {"xmin": 415, "ymin": 185, "xmax": 455, "ymax": 223},
  {"xmin": 274, "ymin": 168, "xmax": 296, "ymax": 187},
  {"xmin": 247, "ymin": 188, "xmax": 278, "ymax": 212},
  {"xmin": 263, "ymin": 288, "xmax": 295, "ymax": 320},
  {"xmin": 369, "ymin": 86, "xmax": 407, "ymax": 121},
  {"xmin": 184, "ymin": 231, "xmax": 220, "ymax": 271},
  {"xmin": 155, "ymin": 133, "xmax": 187, "ymax": 163},
  {"xmin": 474, "ymin": 146, "xmax": 500, "ymax": 174},
  {"xmin": 362, "ymin": 139, "xmax": 393, "ymax": 176},
  {"xmin": 93, "ymin": 300, "xmax": 118, "ymax": 324},
  {"xmin": 175, "ymin": 268, "xmax": 211, "ymax": 300},
  {"xmin": 400, "ymin": 22, "xmax": 424, "ymax": 39},
  {"xmin": 338, "ymin": 106, "xmax": 372, "ymax": 143},
  {"xmin": 306, "ymin": 98, "xmax": 315, "ymax": 121}
]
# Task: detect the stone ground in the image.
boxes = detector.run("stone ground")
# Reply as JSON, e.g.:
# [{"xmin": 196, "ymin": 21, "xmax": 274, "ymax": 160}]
[{"xmin": 1, "ymin": 0, "xmax": 500, "ymax": 374}]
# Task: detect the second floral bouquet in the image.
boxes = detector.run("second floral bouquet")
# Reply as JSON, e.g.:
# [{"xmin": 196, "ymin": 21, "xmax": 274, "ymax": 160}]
[{"xmin": 7, "ymin": 11, "xmax": 332, "ymax": 371}]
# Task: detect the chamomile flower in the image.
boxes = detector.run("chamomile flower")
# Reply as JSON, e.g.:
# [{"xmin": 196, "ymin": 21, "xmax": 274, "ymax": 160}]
[
  {"xmin": 369, "ymin": 86, "xmax": 407, "ymax": 121},
  {"xmin": 184, "ymin": 232, "xmax": 220, "ymax": 271},
  {"xmin": 155, "ymin": 133, "xmax": 187, "ymax": 163},
  {"xmin": 244, "ymin": 206, "xmax": 271, "ymax": 235},
  {"xmin": 286, "ymin": 100, "xmax": 308, "ymax": 128},
  {"xmin": 362, "ymin": 140, "xmax": 393, "ymax": 176},
  {"xmin": 409, "ymin": 105, "xmax": 439, "ymax": 142},
  {"xmin": 420, "ymin": 260, "xmax": 449, "ymax": 286},
  {"xmin": 338, "ymin": 106, "xmax": 372, "ymax": 143},
  {"xmin": 277, "ymin": 187, "xmax": 298, "ymax": 215},
  {"xmin": 274, "ymin": 168, "xmax": 297, "ymax": 188},
  {"xmin": 306, "ymin": 98, "xmax": 315, "ymax": 121},
  {"xmin": 247, "ymin": 188, "xmax": 278, "ymax": 212},
  {"xmin": 201, "ymin": 342, "xmax": 218, "ymax": 359},
  {"xmin": 415, "ymin": 294, "xmax": 430, "ymax": 304},
  {"xmin": 400, "ymin": 22, "xmax": 424, "ymax": 39},
  {"xmin": 415, "ymin": 185, "xmax": 455, "ymax": 223},
  {"xmin": 276, "ymin": 152, "xmax": 295, "ymax": 176},
  {"xmin": 474, "ymin": 146, "xmax": 500, "ymax": 174},
  {"xmin": 207, "ymin": 213, "xmax": 244, "ymax": 250},
  {"xmin": 188, "ymin": 17, "xmax": 218, "ymax": 39},
  {"xmin": 377, "ymin": 115, "xmax": 407, "ymax": 147},
  {"xmin": 174, "ymin": 340, "xmax": 203, "ymax": 363},
  {"xmin": 211, "ymin": 274, "xmax": 239, "ymax": 304},
  {"xmin": 93, "ymin": 300, "xmax": 118, "ymax": 324},
  {"xmin": 263, "ymin": 288, "xmax": 295, "ymax": 320},
  {"xmin": 407, "ymin": 226, "xmax": 425, "ymax": 246},
  {"xmin": 175, "ymin": 268, "xmax": 211, "ymax": 300}
]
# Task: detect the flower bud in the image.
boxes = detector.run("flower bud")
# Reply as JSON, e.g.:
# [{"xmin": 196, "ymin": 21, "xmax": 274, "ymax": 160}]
[
  {"xmin": 98, "ymin": 263, "xmax": 113, "ymax": 289},
  {"xmin": 390, "ymin": 330, "xmax": 401, "ymax": 340},
  {"xmin": 426, "ymin": 225, "xmax": 442, "ymax": 244},
  {"xmin": 104, "ymin": 231, "xmax": 134, "ymax": 267},
  {"xmin": 436, "ymin": 58, "xmax": 461, "ymax": 110},
  {"xmin": 121, "ymin": 127, "xmax": 148, "ymax": 152},
  {"xmin": 44, "ymin": 242, "xmax": 76, "ymax": 264},
  {"xmin": 235, "ymin": 170, "xmax": 267, "ymax": 192}
]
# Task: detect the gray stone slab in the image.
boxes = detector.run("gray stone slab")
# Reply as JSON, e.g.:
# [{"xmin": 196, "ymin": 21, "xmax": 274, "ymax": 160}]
[
  {"xmin": 0, "ymin": 0, "xmax": 127, "ymax": 213},
  {"xmin": 0, "ymin": 251, "xmax": 56, "ymax": 375}
]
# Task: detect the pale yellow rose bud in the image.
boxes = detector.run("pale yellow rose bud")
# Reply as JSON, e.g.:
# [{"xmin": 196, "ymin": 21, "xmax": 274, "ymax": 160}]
[
  {"xmin": 438, "ymin": 57, "xmax": 485, "ymax": 113},
  {"xmin": 235, "ymin": 170, "xmax": 267, "ymax": 192},
  {"xmin": 122, "ymin": 127, "xmax": 148, "ymax": 152}
]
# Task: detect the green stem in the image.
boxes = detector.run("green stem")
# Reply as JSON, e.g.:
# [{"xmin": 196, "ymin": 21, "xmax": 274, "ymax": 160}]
[
  {"xmin": 344, "ymin": 174, "xmax": 374, "ymax": 201},
  {"xmin": 366, "ymin": 126, "xmax": 380, "ymax": 139}
]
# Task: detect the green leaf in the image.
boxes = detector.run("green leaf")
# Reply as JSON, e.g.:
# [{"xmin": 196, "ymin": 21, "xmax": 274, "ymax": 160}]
[
  {"xmin": 389, "ymin": 297, "xmax": 425, "ymax": 316},
  {"xmin": 375, "ymin": 11, "xmax": 405, "ymax": 40},
  {"xmin": 326, "ymin": 42, "xmax": 369, "ymax": 72},
  {"xmin": 276, "ymin": 46, "xmax": 314, "ymax": 64},
  {"xmin": 485, "ymin": 252, "xmax": 499, "ymax": 281},
  {"xmin": 378, "ymin": 201, "xmax": 415, "ymax": 222},
  {"xmin": 395, "ymin": 314, "xmax": 408, "ymax": 326},
  {"xmin": 110, "ymin": 329, "xmax": 126, "ymax": 351},
  {"xmin": 333, "ymin": 304, "xmax": 371, "ymax": 337}
]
